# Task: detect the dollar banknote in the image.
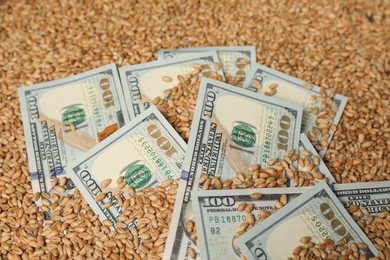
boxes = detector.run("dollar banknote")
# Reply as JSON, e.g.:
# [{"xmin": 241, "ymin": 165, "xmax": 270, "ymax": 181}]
[
  {"xmin": 236, "ymin": 181, "xmax": 378, "ymax": 259},
  {"xmin": 191, "ymin": 187, "xmax": 308, "ymax": 260},
  {"xmin": 334, "ymin": 181, "xmax": 390, "ymax": 215},
  {"xmin": 298, "ymin": 133, "xmax": 336, "ymax": 184},
  {"xmin": 18, "ymin": 64, "xmax": 129, "ymax": 198},
  {"xmin": 163, "ymin": 78, "xmax": 303, "ymax": 260},
  {"xmin": 243, "ymin": 64, "xmax": 348, "ymax": 157},
  {"xmin": 67, "ymin": 106, "xmax": 186, "ymax": 227},
  {"xmin": 119, "ymin": 51, "xmax": 225, "ymax": 120},
  {"xmin": 158, "ymin": 46, "xmax": 256, "ymax": 87}
]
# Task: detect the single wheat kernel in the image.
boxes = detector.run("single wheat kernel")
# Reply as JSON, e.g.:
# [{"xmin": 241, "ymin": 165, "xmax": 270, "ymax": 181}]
[
  {"xmin": 32, "ymin": 192, "xmax": 41, "ymax": 202},
  {"xmin": 188, "ymin": 247, "xmax": 196, "ymax": 259},
  {"xmin": 70, "ymin": 123, "xmax": 77, "ymax": 131},
  {"xmin": 238, "ymin": 202, "xmax": 247, "ymax": 212},
  {"xmin": 300, "ymin": 150, "xmax": 312, "ymax": 157},
  {"xmin": 103, "ymin": 219, "xmax": 113, "ymax": 226},
  {"xmin": 267, "ymin": 158, "xmax": 276, "ymax": 166},
  {"xmin": 95, "ymin": 193, "xmax": 106, "ymax": 202},
  {"xmin": 274, "ymin": 201, "xmax": 283, "ymax": 209},
  {"xmin": 293, "ymin": 246, "xmax": 303, "ymax": 255},
  {"xmin": 162, "ymin": 179, "xmax": 174, "ymax": 187},
  {"xmin": 244, "ymin": 204, "xmax": 254, "ymax": 213},
  {"xmin": 250, "ymin": 192, "xmax": 262, "ymax": 200},
  {"xmin": 300, "ymin": 236, "xmax": 312, "ymax": 244},
  {"xmin": 253, "ymin": 80, "xmax": 262, "ymax": 90},
  {"xmin": 249, "ymin": 164, "xmax": 260, "ymax": 172},
  {"xmin": 303, "ymin": 82, "xmax": 313, "ymax": 90},
  {"xmin": 246, "ymin": 213, "xmax": 255, "ymax": 225},
  {"xmin": 53, "ymin": 186, "xmax": 65, "ymax": 193},
  {"xmin": 280, "ymin": 194, "xmax": 288, "ymax": 205},
  {"xmin": 273, "ymin": 164, "xmax": 285, "ymax": 171},
  {"xmin": 59, "ymin": 177, "xmax": 68, "ymax": 187},
  {"xmin": 198, "ymin": 174, "xmax": 208, "ymax": 184},
  {"xmin": 239, "ymin": 222, "xmax": 249, "ymax": 232},
  {"xmin": 103, "ymin": 201, "xmax": 113, "ymax": 208},
  {"xmin": 101, "ymin": 179, "xmax": 112, "ymax": 188},
  {"xmin": 162, "ymin": 76, "xmax": 172, "ymax": 82}
]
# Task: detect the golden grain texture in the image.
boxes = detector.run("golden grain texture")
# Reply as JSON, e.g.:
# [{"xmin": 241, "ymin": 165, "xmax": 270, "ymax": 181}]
[
  {"xmin": 349, "ymin": 206, "xmax": 390, "ymax": 260},
  {"xmin": 287, "ymin": 236, "xmax": 371, "ymax": 260},
  {"xmin": 0, "ymin": 0, "xmax": 389, "ymax": 259}
]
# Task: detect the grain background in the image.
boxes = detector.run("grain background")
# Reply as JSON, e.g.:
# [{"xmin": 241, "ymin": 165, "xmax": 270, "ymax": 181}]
[{"xmin": 0, "ymin": 0, "xmax": 389, "ymax": 259}]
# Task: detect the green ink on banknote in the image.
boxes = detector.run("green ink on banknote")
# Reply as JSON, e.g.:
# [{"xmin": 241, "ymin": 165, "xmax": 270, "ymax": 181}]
[
  {"xmin": 231, "ymin": 124, "xmax": 256, "ymax": 148},
  {"xmin": 62, "ymin": 106, "xmax": 86, "ymax": 126},
  {"xmin": 310, "ymin": 215, "xmax": 332, "ymax": 240},
  {"xmin": 125, "ymin": 164, "xmax": 152, "ymax": 188}
]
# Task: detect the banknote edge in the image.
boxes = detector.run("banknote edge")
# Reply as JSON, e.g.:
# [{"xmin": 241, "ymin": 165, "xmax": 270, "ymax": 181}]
[{"xmin": 236, "ymin": 181, "xmax": 378, "ymax": 258}]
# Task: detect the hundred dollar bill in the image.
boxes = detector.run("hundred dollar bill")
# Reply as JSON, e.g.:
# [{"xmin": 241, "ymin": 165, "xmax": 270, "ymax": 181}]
[
  {"xmin": 158, "ymin": 46, "xmax": 256, "ymax": 87},
  {"xmin": 298, "ymin": 133, "xmax": 336, "ymax": 184},
  {"xmin": 243, "ymin": 64, "xmax": 348, "ymax": 157},
  {"xmin": 192, "ymin": 187, "xmax": 308, "ymax": 260},
  {"xmin": 334, "ymin": 181, "xmax": 390, "ymax": 215},
  {"xmin": 67, "ymin": 106, "xmax": 186, "ymax": 227},
  {"xmin": 236, "ymin": 181, "xmax": 378, "ymax": 259},
  {"xmin": 186, "ymin": 78, "xmax": 303, "ymax": 186},
  {"xmin": 119, "ymin": 51, "xmax": 225, "ymax": 120},
  {"xmin": 163, "ymin": 78, "xmax": 303, "ymax": 260},
  {"xmin": 18, "ymin": 64, "xmax": 129, "ymax": 198}
]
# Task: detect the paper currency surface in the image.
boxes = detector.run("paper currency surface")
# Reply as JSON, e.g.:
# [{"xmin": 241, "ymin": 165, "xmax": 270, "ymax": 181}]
[
  {"xmin": 243, "ymin": 64, "xmax": 348, "ymax": 157},
  {"xmin": 334, "ymin": 181, "xmax": 390, "ymax": 215},
  {"xmin": 185, "ymin": 78, "xmax": 303, "ymax": 185},
  {"xmin": 163, "ymin": 78, "xmax": 303, "ymax": 260},
  {"xmin": 158, "ymin": 46, "xmax": 256, "ymax": 87},
  {"xmin": 236, "ymin": 181, "xmax": 378, "ymax": 259},
  {"xmin": 18, "ymin": 64, "xmax": 129, "ymax": 197},
  {"xmin": 192, "ymin": 188, "xmax": 308, "ymax": 260},
  {"xmin": 119, "ymin": 51, "xmax": 225, "ymax": 120},
  {"xmin": 67, "ymin": 106, "xmax": 186, "ymax": 227}
]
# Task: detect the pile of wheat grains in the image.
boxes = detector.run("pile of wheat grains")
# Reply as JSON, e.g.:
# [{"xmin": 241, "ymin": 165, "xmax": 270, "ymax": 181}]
[{"xmin": 0, "ymin": 0, "xmax": 389, "ymax": 259}]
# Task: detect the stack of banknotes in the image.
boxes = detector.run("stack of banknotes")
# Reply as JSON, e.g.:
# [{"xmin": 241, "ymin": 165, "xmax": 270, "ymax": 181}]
[{"xmin": 18, "ymin": 46, "xmax": 389, "ymax": 259}]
